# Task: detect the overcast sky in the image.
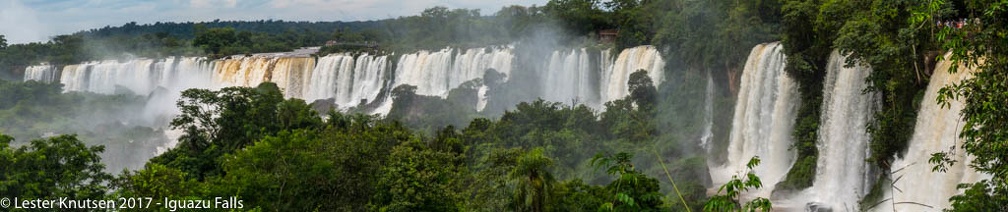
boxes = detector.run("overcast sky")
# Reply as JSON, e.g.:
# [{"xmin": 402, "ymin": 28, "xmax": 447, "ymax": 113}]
[{"xmin": 0, "ymin": 0, "xmax": 549, "ymax": 44}]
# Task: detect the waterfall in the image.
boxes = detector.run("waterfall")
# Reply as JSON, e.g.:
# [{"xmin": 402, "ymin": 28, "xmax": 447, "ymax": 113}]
[
  {"xmin": 604, "ymin": 45, "xmax": 665, "ymax": 103},
  {"xmin": 55, "ymin": 58, "xmax": 211, "ymax": 95},
  {"xmin": 212, "ymin": 56, "xmax": 277, "ymax": 89},
  {"xmin": 375, "ymin": 46, "xmax": 514, "ymax": 114},
  {"xmin": 802, "ymin": 51, "xmax": 877, "ymax": 210},
  {"xmin": 700, "ymin": 71, "xmax": 714, "ymax": 152},
  {"xmin": 307, "ymin": 53, "xmax": 389, "ymax": 109},
  {"xmin": 539, "ymin": 45, "xmax": 664, "ymax": 109},
  {"xmin": 391, "ymin": 46, "xmax": 513, "ymax": 97},
  {"xmin": 24, "ymin": 64, "xmax": 60, "ymax": 83},
  {"xmin": 542, "ymin": 48, "xmax": 597, "ymax": 106},
  {"xmin": 269, "ymin": 57, "xmax": 317, "ymax": 98},
  {"xmin": 870, "ymin": 53, "xmax": 986, "ymax": 211},
  {"xmin": 712, "ymin": 42, "xmax": 798, "ymax": 198}
]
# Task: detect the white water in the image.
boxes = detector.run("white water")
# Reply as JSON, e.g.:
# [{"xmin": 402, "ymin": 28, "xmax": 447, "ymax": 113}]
[
  {"xmin": 869, "ymin": 54, "xmax": 986, "ymax": 212},
  {"xmin": 375, "ymin": 46, "xmax": 515, "ymax": 114},
  {"xmin": 800, "ymin": 51, "xmax": 877, "ymax": 210},
  {"xmin": 55, "ymin": 58, "xmax": 214, "ymax": 95},
  {"xmin": 542, "ymin": 48, "xmax": 597, "ymax": 106},
  {"xmin": 306, "ymin": 53, "xmax": 389, "ymax": 108},
  {"xmin": 541, "ymin": 46, "xmax": 665, "ymax": 109},
  {"xmin": 604, "ymin": 45, "xmax": 665, "ymax": 103},
  {"xmin": 23, "ymin": 64, "xmax": 59, "ymax": 83},
  {"xmin": 700, "ymin": 71, "xmax": 714, "ymax": 151},
  {"xmin": 712, "ymin": 42, "xmax": 799, "ymax": 198}
]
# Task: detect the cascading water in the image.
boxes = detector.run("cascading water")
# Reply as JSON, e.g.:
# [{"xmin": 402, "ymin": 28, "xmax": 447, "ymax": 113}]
[
  {"xmin": 376, "ymin": 46, "xmax": 514, "ymax": 114},
  {"xmin": 700, "ymin": 71, "xmax": 714, "ymax": 152},
  {"xmin": 56, "ymin": 58, "xmax": 213, "ymax": 95},
  {"xmin": 542, "ymin": 48, "xmax": 597, "ymax": 106},
  {"xmin": 307, "ymin": 53, "xmax": 389, "ymax": 108},
  {"xmin": 604, "ymin": 45, "xmax": 665, "ymax": 103},
  {"xmin": 24, "ymin": 64, "xmax": 59, "ymax": 83},
  {"xmin": 870, "ymin": 54, "xmax": 986, "ymax": 211},
  {"xmin": 801, "ymin": 51, "xmax": 877, "ymax": 210},
  {"xmin": 712, "ymin": 42, "xmax": 798, "ymax": 198},
  {"xmin": 540, "ymin": 45, "xmax": 664, "ymax": 109}
]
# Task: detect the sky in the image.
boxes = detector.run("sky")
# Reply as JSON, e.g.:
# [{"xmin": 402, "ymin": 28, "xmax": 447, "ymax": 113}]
[{"xmin": 0, "ymin": 0, "xmax": 549, "ymax": 44}]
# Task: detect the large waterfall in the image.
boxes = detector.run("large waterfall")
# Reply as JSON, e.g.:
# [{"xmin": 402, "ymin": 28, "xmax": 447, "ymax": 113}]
[
  {"xmin": 542, "ymin": 48, "xmax": 597, "ymax": 105},
  {"xmin": 540, "ymin": 45, "xmax": 664, "ymax": 108},
  {"xmin": 605, "ymin": 45, "xmax": 665, "ymax": 103},
  {"xmin": 712, "ymin": 42, "xmax": 798, "ymax": 197},
  {"xmin": 802, "ymin": 51, "xmax": 877, "ymax": 210},
  {"xmin": 308, "ymin": 53, "xmax": 389, "ymax": 108},
  {"xmin": 870, "ymin": 54, "xmax": 985, "ymax": 211},
  {"xmin": 49, "ymin": 57, "xmax": 214, "ymax": 95},
  {"xmin": 377, "ymin": 46, "xmax": 515, "ymax": 113},
  {"xmin": 23, "ymin": 64, "xmax": 59, "ymax": 83},
  {"xmin": 24, "ymin": 44, "xmax": 666, "ymax": 116}
]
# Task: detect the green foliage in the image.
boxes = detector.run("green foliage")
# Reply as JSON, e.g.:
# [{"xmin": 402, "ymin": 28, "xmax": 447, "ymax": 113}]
[
  {"xmin": 113, "ymin": 163, "xmax": 200, "ymax": 201},
  {"xmin": 511, "ymin": 147, "xmax": 556, "ymax": 212},
  {"xmin": 387, "ymin": 84, "xmax": 481, "ymax": 132},
  {"xmin": 653, "ymin": 0, "xmax": 780, "ymax": 71},
  {"xmin": 0, "ymin": 134, "xmax": 112, "ymax": 201},
  {"xmin": 704, "ymin": 157, "xmax": 772, "ymax": 212},
  {"xmin": 933, "ymin": 1, "xmax": 1008, "ymax": 210},
  {"xmin": 592, "ymin": 152, "xmax": 666, "ymax": 211},
  {"xmin": 154, "ymin": 82, "xmax": 322, "ymax": 180}
]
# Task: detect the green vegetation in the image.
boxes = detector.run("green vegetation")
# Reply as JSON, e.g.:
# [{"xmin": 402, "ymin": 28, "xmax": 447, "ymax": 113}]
[
  {"xmin": 705, "ymin": 157, "xmax": 772, "ymax": 212},
  {"xmin": 0, "ymin": 134, "xmax": 113, "ymax": 203},
  {"xmin": 932, "ymin": 0, "xmax": 1008, "ymax": 210}
]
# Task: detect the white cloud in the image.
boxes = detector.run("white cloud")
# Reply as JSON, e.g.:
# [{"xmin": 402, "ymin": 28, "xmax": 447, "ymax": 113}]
[
  {"xmin": 190, "ymin": 0, "xmax": 237, "ymax": 8},
  {"xmin": 0, "ymin": 0, "xmax": 47, "ymax": 44}
]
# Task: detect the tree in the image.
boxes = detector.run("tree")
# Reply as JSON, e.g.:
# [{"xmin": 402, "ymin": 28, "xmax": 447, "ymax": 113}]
[
  {"xmin": 704, "ymin": 156, "xmax": 772, "ymax": 212},
  {"xmin": 510, "ymin": 147, "xmax": 555, "ymax": 212},
  {"xmin": 934, "ymin": 1, "xmax": 1008, "ymax": 210},
  {"xmin": 372, "ymin": 140, "xmax": 464, "ymax": 211},
  {"xmin": 0, "ymin": 134, "xmax": 112, "ymax": 201},
  {"xmin": 591, "ymin": 152, "xmax": 665, "ymax": 211},
  {"xmin": 154, "ymin": 82, "xmax": 299, "ymax": 180},
  {"xmin": 192, "ymin": 27, "xmax": 239, "ymax": 56},
  {"xmin": 0, "ymin": 34, "xmax": 7, "ymax": 49},
  {"xmin": 628, "ymin": 69, "xmax": 657, "ymax": 111}
]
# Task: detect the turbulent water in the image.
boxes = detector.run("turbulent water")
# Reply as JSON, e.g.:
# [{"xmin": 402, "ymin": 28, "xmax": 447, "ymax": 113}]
[
  {"xmin": 869, "ymin": 54, "xmax": 986, "ymax": 212},
  {"xmin": 800, "ymin": 51, "xmax": 877, "ymax": 210},
  {"xmin": 712, "ymin": 42, "xmax": 798, "ymax": 198}
]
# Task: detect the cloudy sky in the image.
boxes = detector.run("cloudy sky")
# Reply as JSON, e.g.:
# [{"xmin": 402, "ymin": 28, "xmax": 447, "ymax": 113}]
[{"xmin": 1, "ymin": 0, "xmax": 549, "ymax": 44}]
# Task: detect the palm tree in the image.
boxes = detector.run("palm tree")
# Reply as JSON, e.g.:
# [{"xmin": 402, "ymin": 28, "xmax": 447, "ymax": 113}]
[{"xmin": 510, "ymin": 147, "xmax": 555, "ymax": 212}]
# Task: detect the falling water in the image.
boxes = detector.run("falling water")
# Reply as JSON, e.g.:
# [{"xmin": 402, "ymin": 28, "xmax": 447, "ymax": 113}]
[
  {"xmin": 604, "ymin": 45, "xmax": 665, "ymax": 103},
  {"xmin": 802, "ymin": 51, "xmax": 877, "ymax": 210},
  {"xmin": 541, "ymin": 48, "xmax": 598, "ymax": 106},
  {"xmin": 539, "ymin": 46, "xmax": 664, "ymax": 109},
  {"xmin": 375, "ymin": 46, "xmax": 514, "ymax": 114},
  {"xmin": 23, "ymin": 64, "xmax": 59, "ymax": 83},
  {"xmin": 712, "ymin": 42, "xmax": 799, "ymax": 198},
  {"xmin": 700, "ymin": 71, "xmax": 714, "ymax": 152},
  {"xmin": 307, "ymin": 53, "xmax": 389, "ymax": 108},
  {"xmin": 870, "ymin": 53, "xmax": 986, "ymax": 211}
]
